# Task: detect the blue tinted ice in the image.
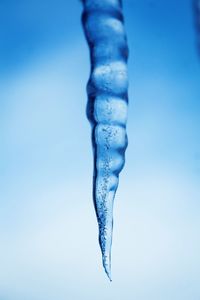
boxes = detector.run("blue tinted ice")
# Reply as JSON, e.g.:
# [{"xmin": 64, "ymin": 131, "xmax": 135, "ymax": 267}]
[
  {"xmin": 193, "ymin": 0, "xmax": 200, "ymax": 56},
  {"xmin": 81, "ymin": 0, "xmax": 129, "ymax": 280}
]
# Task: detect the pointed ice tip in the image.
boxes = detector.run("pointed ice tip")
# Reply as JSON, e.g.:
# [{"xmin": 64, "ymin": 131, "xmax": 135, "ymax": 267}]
[
  {"xmin": 107, "ymin": 272, "xmax": 112, "ymax": 282},
  {"xmin": 103, "ymin": 255, "xmax": 112, "ymax": 282},
  {"xmin": 104, "ymin": 264, "xmax": 112, "ymax": 282}
]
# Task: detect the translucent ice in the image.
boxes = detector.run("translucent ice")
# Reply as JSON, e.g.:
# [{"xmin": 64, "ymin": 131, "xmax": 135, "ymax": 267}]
[
  {"xmin": 193, "ymin": 0, "xmax": 200, "ymax": 57},
  {"xmin": 81, "ymin": 0, "xmax": 129, "ymax": 280}
]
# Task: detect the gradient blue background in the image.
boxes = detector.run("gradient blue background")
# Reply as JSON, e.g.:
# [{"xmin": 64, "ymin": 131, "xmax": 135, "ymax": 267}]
[{"xmin": 0, "ymin": 0, "xmax": 200, "ymax": 299}]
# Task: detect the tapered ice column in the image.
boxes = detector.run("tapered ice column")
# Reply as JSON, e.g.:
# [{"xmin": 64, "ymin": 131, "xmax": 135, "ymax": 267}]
[
  {"xmin": 193, "ymin": 0, "xmax": 200, "ymax": 56},
  {"xmin": 81, "ymin": 0, "xmax": 129, "ymax": 280}
]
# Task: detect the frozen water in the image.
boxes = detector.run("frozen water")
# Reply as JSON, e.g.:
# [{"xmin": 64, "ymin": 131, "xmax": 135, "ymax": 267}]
[{"xmin": 81, "ymin": 0, "xmax": 129, "ymax": 280}]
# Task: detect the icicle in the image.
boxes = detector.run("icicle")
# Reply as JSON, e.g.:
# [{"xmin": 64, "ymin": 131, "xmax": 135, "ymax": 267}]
[
  {"xmin": 193, "ymin": 0, "xmax": 200, "ymax": 57},
  {"xmin": 81, "ymin": 0, "xmax": 129, "ymax": 280}
]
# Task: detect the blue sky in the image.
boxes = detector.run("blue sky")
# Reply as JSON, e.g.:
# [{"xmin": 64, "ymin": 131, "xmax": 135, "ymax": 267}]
[{"xmin": 0, "ymin": 0, "xmax": 200, "ymax": 299}]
